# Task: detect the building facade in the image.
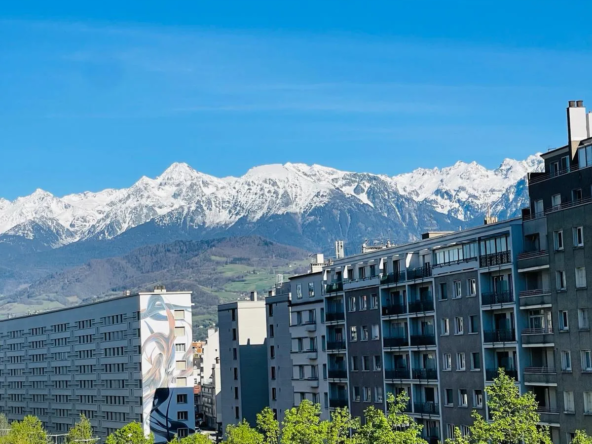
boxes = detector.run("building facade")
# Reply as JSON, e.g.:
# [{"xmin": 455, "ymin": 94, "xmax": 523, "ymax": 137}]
[{"xmin": 0, "ymin": 288, "xmax": 195, "ymax": 443}]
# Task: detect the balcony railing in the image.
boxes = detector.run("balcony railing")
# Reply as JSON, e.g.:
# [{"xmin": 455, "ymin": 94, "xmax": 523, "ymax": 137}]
[
  {"xmin": 519, "ymin": 288, "xmax": 550, "ymax": 298},
  {"xmin": 408, "ymin": 298, "xmax": 434, "ymax": 313},
  {"xmin": 546, "ymin": 197, "xmax": 592, "ymax": 214},
  {"xmin": 479, "ymin": 251, "xmax": 511, "ymax": 267},
  {"xmin": 384, "ymin": 368, "xmax": 411, "ymax": 380},
  {"xmin": 524, "ymin": 366, "xmax": 555, "ymax": 374},
  {"xmin": 325, "ymin": 311, "xmax": 345, "ymax": 322},
  {"xmin": 481, "ymin": 290, "xmax": 514, "ymax": 305},
  {"xmin": 383, "ymin": 336, "xmax": 409, "ymax": 348},
  {"xmin": 522, "ymin": 327, "xmax": 553, "ymax": 335},
  {"xmin": 518, "ymin": 250, "xmax": 548, "ymax": 260},
  {"xmin": 380, "ymin": 271, "xmax": 406, "ymax": 285},
  {"xmin": 413, "ymin": 402, "xmax": 439, "ymax": 415},
  {"xmin": 412, "ymin": 368, "xmax": 438, "ymax": 380},
  {"xmin": 328, "ymin": 369, "xmax": 347, "ymax": 379},
  {"xmin": 410, "ymin": 333, "xmax": 436, "ymax": 346},
  {"xmin": 327, "ymin": 341, "xmax": 346, "ymax": 351},
  {"xmin": 407, "ymin": 264, "xmax": 432, "ymax": 280},
  {"xmin": 528, "ymin": 161, "xmax": 592, "ymax": 185},
  {"xmin": 325, "ymin": 282, "xmax": 343, "ymax": 294},
  {"xmin": 536, "ymin": 406, "xmax": 559, "ymax": 414},
  {"xmin": 486, "ymin": 368, "xmax": 518, "ymax": 381},
  {"xmin": 483, "ymin": 329, "xmax": 516, "ymax": 343},
  {"xmin": 382, "ymin": 303, "xmax": 407, "ymax": 316},
  {"xmin": 329, "ymin": 398, "xmax": 348, "ymax": 409}
]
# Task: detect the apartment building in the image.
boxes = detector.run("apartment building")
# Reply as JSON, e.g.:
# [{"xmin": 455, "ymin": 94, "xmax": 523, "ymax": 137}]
[
  {"xmin": 521, "ymin": 100, "xmax": 592, "ymax": 443},
  {"xmin": 323, "ymin": 219, "xmax": 525, "ymax": 444},
  {"xmin": 218, "ymin": 296, "xmax": 268, "ymax": 430},
  {"xmin": 0, "ymin": 288, "xmax": 195, "ymax": 443},
  {"xmin": 196, "ymin": 328, "xmax": 220, "ymax": 430}
]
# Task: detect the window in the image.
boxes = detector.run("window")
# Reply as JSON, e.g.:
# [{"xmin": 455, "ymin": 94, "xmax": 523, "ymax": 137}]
[
  {"xmin": 560, "ymin": 311, "xmax": 569, "ymax": 331},
  {"xmin": 361, "ymin": 356, "xmax": 371, "ymax": 371},
  {"xmin": 375, "ymin": 387, "xmax": 383, "ymax": 403},
  {"xmin": 574, "ymin": 227, "xmax": 585, "ymax": 247},
  {"xmin": 177, "ymin": 394, "xmax": 187, "ymax": 404},
  {"xmin": 453, "ymin": 281, "xmax": 462, "ymax": 299},
  {"xmin": 175, "ymin": 343, "xmax": 186, "ymax": 352},
  {"xmin": 233, "ymin": 368, "xmax": 238, "ymax": 380},
  {"xmin": 554, "ymin": 230, "xmax": 564, "ymax": 251},
  {"xmin": 442, "ymin": 353, "xmax": 452, "ymax": 371},
  {"xmin": 580, "ymin": 309, "xmax": 590, "ymax": 330},
  {"xmin": 471, "ymin": 352, "xmax": 481, "ymax": 370},
  {"xmin": 458, "ymin": 389, "xmax": 468, "ymax": 407},
  {"xmin": 473, "ymin": 390, "xmax": 483, "ymax": 408},
  {"xmin": 562, "ymin": 350, "xmax": 572, "ymax": 371},
  {"xmin": 268, "ymin": 304, "xmax": 273, "ymax": 317},
  {"xmin": 582, "ymin": 351, "xmax": 592, "ymax": 373},
  {"xmin": 585, "ymin": 392, "xmax": 592, "ymax": 414},
  {"xmin": 232, "ymin": 328, "xmax": 237, "ymax": 341},
  {"xmin": 271, "ymin": 388, "xmax": 277, "ymax": 401},
  {"xmin": 177, "ymin": 411, "xmax": 188, "ymax": 421},
  {"xmin": 468, "ymin": 279, "xmax": 477, "ymax": 296},
  {"xmin": 446, "ymin": 424, "xmax": 455, "ymax": 438},
  {"xmin": 534, "ymin": 199, "xmax": 544, "ymax": 215},
  {"xmin": 176, "ymin": 361, "xmax": 187, "ymax": 371},
  {"xmin": 445, "ymin": 389, "xmax": 454, "ymax": 406},
  {"xmin": 455, "ymin": 317, "xmax": 464, "ymax": 335},
  {"xmin": 469, "ymin": 315, "xmax": 479, "ymax": 333},
  {"xmin": 270, "ymin": 346, "xmax": 275, "ymax": 359},
  {"xmin": 564, "ymin": 391, "xmax": 575, "ymax": 413},
  {"xmin": 348, "ymin": 296, "xmax": 357, "ymax": 312},
  {"xmin": 573, "ymin": 188, "xmax": 583, "ymax": 202},
  {"xmin": 353, "ymin": 387, "xmax": 361, "ymax": 402},
  {"xmin": 363, "ymin": 387, "xmax": 372, "ymax": 402},
  {"xmin": 371, "ymin": 294, "xmax": 379, "ymax": 309},
  {"xmin": 369, "ymin": 264, "xmax": 376, "ymax": 277},
  {"xmin": 231, "ymin": 309, "xmax": 236, "ymax": 321},
  {"xmin": 358, "ymin": 267, "xmax": 366, "ymax": 280},
  {"xmin": 371, "ymin": 324, "xmax": 380, "ymax": 340},
  {"xmin": 556, "ymin": 271, "xmax": 567, "ymax": 290},
  {"xmin": 576, "ymin": 267, "xmax": 587, "ymax": 288},
  {"xmin": 271, "ymin": 367, "xmax": 276, "ymax": 380},
  {"xmin": 350, "ymin": 326, "xmax": 358, "ymax": 342},
  {"xmin": 235, "ymin": 407, "xmax": 239, "ymax": 419},
  {"xmin": 308, "ymin": 282, "xmax": 315, "ymax": 297},
  {"xmin": 578, "ymin": 145, "xmax": 592, "ymax": 168},
  {"xmin": 351, "ymin": 356, "xmax": 359, "ymax": 371},
  {"xmin": 374, "ymin": 355, "xmax": 382, "ymax": 371},
  {"xmin": 174, "ymin": 310, "xmax": 184, "ymax": 320},
  {"xmin": 441, "ymin": 318, "xmax": 449, "ymax": 335},
  {"xmin": 440, "ymin": 283, "xmax": 448, "ymax": 300},
  {"xmin": 360, "ymin": 295, "xmax": 368, "ymax": 310},
  {"xmin": 552, "ymin": 193, "xmax": 561, "ymax": 208},
  {"xmin": 456, "ymin": 353, "xmax": 466, "ymax": 371},
  {"xmin": 361, "ymin": 326, "xmax": 369, "ymax": 341},
  {"xmin": 296, "ymin": 284, "xmax": 302, "ymax": 299}
]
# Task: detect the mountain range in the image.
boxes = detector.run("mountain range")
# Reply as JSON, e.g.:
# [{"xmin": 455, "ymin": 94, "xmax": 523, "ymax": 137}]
[{"xmin": 0, "ymin": 155, "xmax": 542, "ymax": 297}]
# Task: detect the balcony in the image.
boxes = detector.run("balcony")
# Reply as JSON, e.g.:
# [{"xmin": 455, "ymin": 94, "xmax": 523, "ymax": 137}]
[
  {"xmin": 408, "ymin": 298, "xmax": 434, "ymax": 313},
  {"xmin": 537, "ymin": 407, "xmax": 560, "ymax": 425},
  {"xmin": 382, "ymin": 303, "xmax": 407, "ymax": 316},
  {"xmin": 517, "ymin": 250, "xmax": 549, "ymax": 270},
  {"xmin": 479, "ymin": 251, "xmax": 511, "ymax": 267},
  {"xmin": 325, "ymin": 311, "xmax": 345, "ymax": 322},
  {"xmin": 328, "ymin": 369, "xmax": 347, "ymax": 379},
  {"xmin": 483, "ymin": 329, "xmax": 516, "ymax": 343},
  {"xmin": 412, "ymin": 368, "xmax": 438, "ymax": 380},
  {"xmin": 546, "ymin": 197, "xmax": 592, "ymax": 214},
  {"xmin": 384, "ymin": 368, "xmax": 411, "ymax": 380},
  {"xmin": 329, "ymin": 397, "xmax": 348, "ymax": 409},
  {"xmin": 481, "ymin": 290, "xmax": 514, "ymax": 306},
  {"xmin": 523, "ymin": 367, "xmax": 556, "ymax": 385},
  {"xmin": 306, "ymin": 350, "xmax": 318, "ymax": 360},
  {"xmin": 486, "ymin": 368, "xmax": 518, "ymax": 381},
  {"xmin": 383, "ymin": 336, "xmax": 409, "ymax": 348},
  {"xmin": 410, "ymin": 334, "xmax": 436, "ymax": 346},
  {"xmin": 521, "ymin": 328, "xmax": 554, "ymax": 346},
  {"xmin": 327, "ymin": 341, "xmax": 346, "ymax": 351},
  {"xmin": 519, "ymin": 289, "xmax": 552, "ymax": 307},
  {"xmin": 407, "ymin": 264, "xmax": 432, "ymax": 280},
  {"xmin": 413, "ymin": 402, "xmax": 439, "ymax": 415},
  {"xmin": 380, "ymin": 271, "xmax": 406, "ymax": 285},
  {"xmin": 325, "ymin": 282, "xmax": 343, "ymax": 294}
]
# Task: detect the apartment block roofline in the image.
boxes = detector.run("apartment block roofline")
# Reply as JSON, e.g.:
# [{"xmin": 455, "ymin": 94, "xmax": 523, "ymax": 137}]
[
  {"xmin": 218, "ymin": 300, "xmax": 266, "ymax": 311},
  {"xmin": 288, "ymin": 271, "xmax": 322, "ymax": 280}
]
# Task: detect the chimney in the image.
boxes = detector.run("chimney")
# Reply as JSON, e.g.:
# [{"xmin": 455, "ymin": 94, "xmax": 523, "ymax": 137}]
[
  {"xmin": 567, "ymin": 100, "xmax": 588, "ymax": 158},
  {"xmin": 335, "ymin": 240, "xmax": 345, "ymax": 259},
  {"xmin": 250, "ymin": 291, "xmax": 258, "ymax": 301}
]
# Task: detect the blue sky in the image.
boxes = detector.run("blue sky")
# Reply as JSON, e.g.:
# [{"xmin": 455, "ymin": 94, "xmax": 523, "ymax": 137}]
[{"xmin": 3, "ymin": 0, "xmax": 592, "ymax": 199}]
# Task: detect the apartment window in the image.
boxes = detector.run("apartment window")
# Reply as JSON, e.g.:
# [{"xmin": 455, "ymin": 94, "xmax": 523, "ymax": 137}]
[
  {"xmin": 456, "ymin": 353, "xmax": 466, "ymax": 371},
  {"xmin": 299, "ymin": 366, "xmax": 305, "ymax": 379},
  {"xmin": 235, "ymin": 407, "xmax": 239, "ymax": 419},
  {"xmin": 359, "ymin": 267, "xmax": 366, "ymax": 280},
  {"xmin": 578, "ymin": 145, "xmax": 592, "ymax": 168},
  {"xmin": 554, "ymin": 230, "xmax": 564, "ymax": 251},
  {"xmin": 361, "ymin": 326, "xmax": 369, "ymax": 341},
  {"xmin": 231, "ymin": 309, "xmax": 236, "ymax": 321},
  {"xmin": 176, "ymin": 361, "xmax": 187, "ymax": 371},
  {"xmin": 270, "ymin": 346, "xmax": 275, "ymax": 359},
  {"xmin": 296, "ymin": 284, "xmax": 302, "ymax": 299},
  {"xmin": 560, "ymin": 311, "xmax": 569, "ymax": 331},
  {"xmin": 353, "ymin": 387, "xmax": 361, "ymax": 402},
  {"xmin": 233, "ymin": 368, "xmax": 238, "ymax": 380},
  {"xmin": 533, "ymin": 199, "xmax": 544, "ymax": 215},
  {"xmin": 270, "ymin": 387, "xmax": 276, "ymax": 401},
  {"xmin": 468, "ymin": 279, "xmax": 477, "ymax": 296},
  {"xmin": 268, "ymin": 304, "xmax": 273, "ymax": 317},
  {"xmin": 308, "ymin": 282, "xmax": 315, "ymax": 297},
  {"xmin": 469, "ymin": 315, "xmax": 480, "ymax": 333},
  {"xmin": 564, "ymin": 391, "xmax": 575, "ymax": 413},
  {"xmin": 271, "ymin": 366, "xmax": 276, "ymax": 380},
  {"xmin": 362, "ymin": 356, "xmax": 371, "ymax": 371},
  {"xmin": 552, "ymin": 193, "xmax": 561, "ymax": 208},
  {"xmin": 360, "ymin": 295, "xmax": 368, "ymax": 310},
  {"xmin": 471, "ymin": 352, "xmax": 481, "ymax": 370},
  {"xmin": 562, "ymin": 350, "xmax": 572, "ymax": 371},
  {"xmin": 362, "ymin": 387, "xmax": 372, "ymax": 402},
  {"xmin": 371, "ymin": 294, "xmax": 379, "ymax": 309},
  {"xmin": 573, "ymin": 188, "xmax": 583, "ymax": 202},
  {"xmin": 453, "ymin": 281, "xmax": 462, "ymax": 299},
  {"xmin": 348, "ymin": 296, "xmax": 357, "ymax": 312},
  {"xmin": 442, "ymin": 353, "xmax": 452, "ymax": 371},
  {"xmin": 583, "ymin": 351, "xmax": 592, "ymax": 372},
  {"xmin": 458, "ymin": 389, "xmax": 468, "ymax": 407},
  {"xmin": 446, "ymin": 424, "xmax": 455, "ymax": 439},
  {"xmin": 371, "ymin": 324, "xmax": 380, "ymax": 340},
  {"xmin": 175, "ymin": 343, "xmax": 186, "ymax": 352},
  {"xmin": 455, "ymin": 317, "xmax": 464, "ymax": 335},
  {"xmin": 351, "ymin": 356, "xmax": 359, "ymax": 371},
  {"xmin": 576, "ymin": 267, "xmax": 587, "ymax": 288},
  {"xmin": 177, "ymin": 411, "xmax": 188, "ymax": 421},
  {"xmin": 580, "ymin": 309, "xmax": 590, "ymax": 330},
  {"xmin": 269, "ymin": 324, "xmax": 275, "ymax": 338},
  {"xmin": 573, "ymin": 226, "xmax": 585, "ymax": 247},
  {"xmin": 369, "ymin": 264, "xmax": 377, "ymax": 277},
  {"xmin": 174, "ymin": 310, "xmax": 184, "ymax": 320},
  {"xmin": 350, "ymin": 326, "xmax": 358, "ymax": 342},
  {"xmin": 177, "ymin": 394, "xmax": 187, "ymax": 404},
  {"xmin": 375, "ymin": 387, "xmax": 383, "ymax": 403},
  {"xmin": 441, "ymin": 318, "xmax": 449, "ymax": 336},
  {"xmin": 232, "ymin": 328, "xmax": 237, "ymax": 341},
  {"xmin": 374, "ymin": 355, "xmax": 382, "ymax": 371},
  {"xmin": 233, "ymin": 348, "xmax": 238, "ymax": 360},
  {"xmin": 440, "ymin": 282, "xmax": 448, "ymax": 300},
  {"xmin": 556, "ymin": 271, "xmax": 567, "ymax": 290},
  {"xmin": 473, "ymin": 390, "xmax": 483, "ymax": 408},
  {"xmin": 445, "ymin": 389, "xmax": 454, "ymax": 406}
]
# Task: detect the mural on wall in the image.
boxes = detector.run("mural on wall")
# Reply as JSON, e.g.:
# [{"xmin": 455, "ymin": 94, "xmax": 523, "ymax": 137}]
[{"xmin": 140, "ymin": 293, "xmax": 194, "ymax": 442}]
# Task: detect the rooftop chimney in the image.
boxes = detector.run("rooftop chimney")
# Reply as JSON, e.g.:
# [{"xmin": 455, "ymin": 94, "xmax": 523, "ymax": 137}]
[
  {"xmin": 153, "ymin": 285, "xmax": 166, "ymax": 293},
  {"xmin": 567, "ymin": 100, "xmax": 588, "ymax": 158},
  {"xmin": 250, "ymin": 291, "xmax": 258, "ymax": 301},
  {"xmin": 335, "ymin": 241, "xmax": 344, "ymax": 259}
]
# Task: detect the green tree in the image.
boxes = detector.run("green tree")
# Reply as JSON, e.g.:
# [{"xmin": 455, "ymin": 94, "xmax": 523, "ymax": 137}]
[
  {"xmin": 281, "ymin": 400, "xmax": 325, "ymax": 444},
  {"xmin": 105, "ymin": 422, "xmax": 154, "ymax": 444},
  {"xmin": 572, "ymin": 430, "xmax": 592, "ymax": 444},
  {"xmin": 356, "ymin": 392, "xmax": 426, "ymax": 444},
  {"xmin": 446, "ymin": 369, "xmax": 552, "ymax": 444},
  {"xmin": 0, "ymin": 413, "xmax": 10, "ymax": 437},
  {"xmin": 66, "ymin": 415, "xmax": 93, "ymax": 444},
  {"xmin": 324, "ymin": 407, "xmax": 359, "ymax": 444},
  {"xmin": 6, "ymin": 415, "xmax": 47, "ymax": 444},
  {"xmin": 256, "ymin": 408, "xmax": 280, "ymax": 444},
  {"xmin": 223, "ymin": 420, "xmax": 263, "ymax": 444},
  {"xmin": 176, "ymin": 433, "xmax": 211, "ymax": 444}
]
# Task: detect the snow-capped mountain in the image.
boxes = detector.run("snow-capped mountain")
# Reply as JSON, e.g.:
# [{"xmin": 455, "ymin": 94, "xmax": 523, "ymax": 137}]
[{"xmin": 0, "ymin": 156, "xmax": 543, "ymax": 252}]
